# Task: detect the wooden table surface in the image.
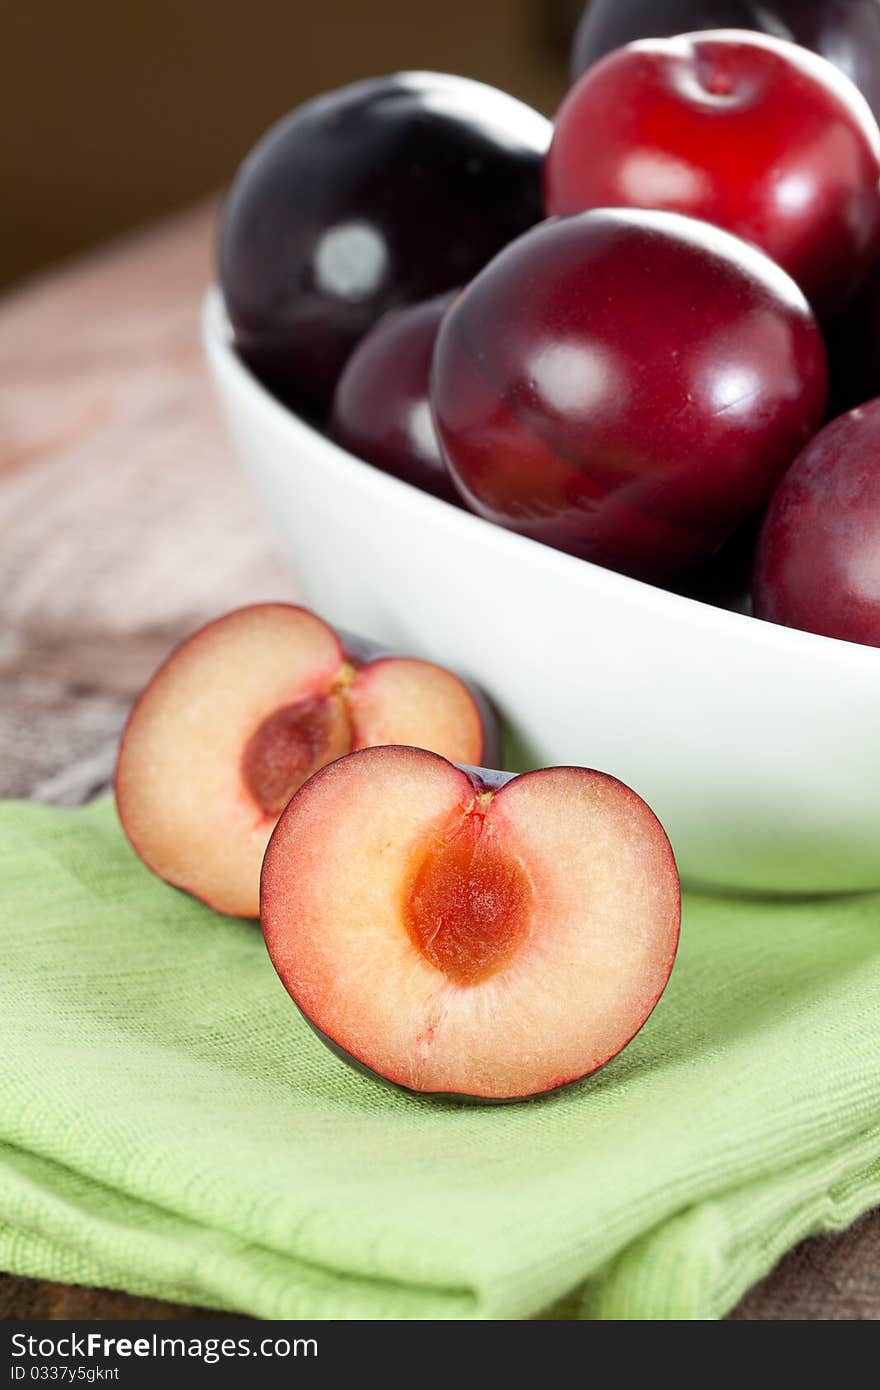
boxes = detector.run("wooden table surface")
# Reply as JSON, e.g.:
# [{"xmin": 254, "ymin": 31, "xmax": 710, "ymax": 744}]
[{"xmin": 1, "ymin": 203, "xmax": 877, "ymax": 1321}]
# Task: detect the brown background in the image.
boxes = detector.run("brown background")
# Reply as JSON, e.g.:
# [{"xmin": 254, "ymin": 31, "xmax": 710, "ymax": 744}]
[{"xmin": 2, "ymin": 0, "xmax": 582, "ymax": 291}]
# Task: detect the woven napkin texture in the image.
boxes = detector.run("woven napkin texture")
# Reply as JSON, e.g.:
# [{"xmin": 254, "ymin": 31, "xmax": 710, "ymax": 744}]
[{"xmin": 1, "ymin": 799, "xmax": 878, "ymax": 1319}]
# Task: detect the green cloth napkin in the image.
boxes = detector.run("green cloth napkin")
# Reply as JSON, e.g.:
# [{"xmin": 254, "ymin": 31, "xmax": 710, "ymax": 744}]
[{"xmin": 1, "ymin": 799, "xmax": 879, "ymax": 1321}]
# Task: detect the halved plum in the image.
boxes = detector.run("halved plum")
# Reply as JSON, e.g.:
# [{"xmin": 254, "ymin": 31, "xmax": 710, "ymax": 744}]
[
  {"xmin": 115, "ymin": 605, "xmax": 495, "ymax": 918},
  {"xmin": 261, "ymin": 746, "xmax": 681, "ymax": 1101}
]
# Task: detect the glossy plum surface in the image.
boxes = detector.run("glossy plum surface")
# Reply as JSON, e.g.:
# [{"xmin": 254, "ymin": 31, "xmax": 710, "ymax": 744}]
[
  {"xmin": 754, "ymin": 400, "xmax": 880, "ymax": 644},
  {"xmin": 432, "ymin": 209, "xmax": 828, "ymax": 581},
  {"xmin": 219, "ymin": 73, "xmax": 550, "ymax": 421},
  {"xmin": 547, "ymin": 31, "xmax": 880, "ymax": 316},
  {"xmin": 571, "ymin": 0, "xmax": 880, "ymax": 123},
  {"xmin": 330, "ymin": 292, "xmax": 458, "ymax": 503}
]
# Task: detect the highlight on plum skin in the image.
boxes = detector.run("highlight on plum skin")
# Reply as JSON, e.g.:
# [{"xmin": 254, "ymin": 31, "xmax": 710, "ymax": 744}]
[
  {"xmin": 753, "ymin": 399, "xmax": 880, "ymax": 646},
  {"xmin": 115, "ymin": 605, "xmax": 497, "ymax": 919},
  {"xmin": 431, "ymin": 207, "xmax": 828, "ymax": 583},
  {"xmin": 260, "ymin": 746, "xmax": 681, "ymax": 1102}
]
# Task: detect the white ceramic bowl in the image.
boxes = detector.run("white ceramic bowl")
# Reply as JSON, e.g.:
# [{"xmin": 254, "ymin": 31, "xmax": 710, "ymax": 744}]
[{"xmin": 203, "ymin": 287, "xmax": 880, "ymax": 895}]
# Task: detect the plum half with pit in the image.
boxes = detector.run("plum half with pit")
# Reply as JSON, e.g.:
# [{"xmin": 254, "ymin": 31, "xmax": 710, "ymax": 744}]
[
  {"xmin": 115, "ymin": 604, "xmax": 497, "ymax": 918},
  {"xmin": 219, "ymin": 73, "xmax": 550, "ymax": 421},
  {"xmin": 261, "ymin": 746, "xmax": 680, "ymax": 1101},
  {"xmin": 754, "ymin": 400, "xmax": 880, "ymax": 645},
  {"xmin": 547, "ymin": 30, "xmax": 880, "ymax": 315},
  {"xmin": 330, "ymin": 292, "xmax": 458, "ymax": 503},
  {"xmin": 432, "ymin": 208, "xmax": 828, "ymax": 582},
  {"xmin": 570, "ymin": 0, "xmax": 880, "ymax": 125}
]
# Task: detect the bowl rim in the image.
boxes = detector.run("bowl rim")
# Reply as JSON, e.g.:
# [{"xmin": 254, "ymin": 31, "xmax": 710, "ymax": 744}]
[{"xmin": 202, "ymin": 284, "xmax": 880, "ymax": 672}]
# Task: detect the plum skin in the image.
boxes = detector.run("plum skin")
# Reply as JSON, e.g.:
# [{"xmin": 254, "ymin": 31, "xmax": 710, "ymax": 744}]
[
  {"xmin": 219, "ymin": 72, "xmax": 550, "ymax": 422},
  {"xmin": 431, "ymin": 208, "xmax": 828, "ymax": 583},
  {"xmin": 754, "ymin": 400, "xmax": 880, "ymax": 645},
  {"xmin": 330, "ymin": 292, "xmax": 459, "ymax": 504},
  {"xmin": 570, "ymin": 0, "xmax": 880, "ymax": 124},
  {"xmin": 547, "ymin": 30, "xmax": 880, "ymax": 316}
]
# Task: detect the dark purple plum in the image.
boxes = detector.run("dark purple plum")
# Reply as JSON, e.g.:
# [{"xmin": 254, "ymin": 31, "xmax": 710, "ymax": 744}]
[
  {"xmin": 432, "ymin": 208, "xmax": 828, "ymax": 582},
  {"xmin": 754, "ymin": 400, "xmax": 880, "ymax": 645},
  {"xmin": 219, "ymin": 73, "xmax": 550, "ymax": 422},
  {"xmin": 570, "ymin": 0, "xmax": 880, "ymax": 123},
  {"xmin": 330, "ymin": 292, "xmax": 458, "ymax": 503}
]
